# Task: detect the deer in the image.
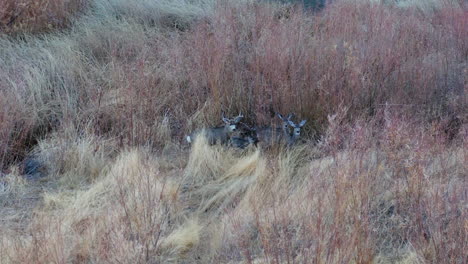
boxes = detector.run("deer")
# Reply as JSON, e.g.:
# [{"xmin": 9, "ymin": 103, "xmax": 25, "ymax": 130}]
[
  {"xmin": 229, "ymin": 123, "xmax": 259, "ymax": 149},
  {"xmin": 186, "ymin": 113, "xmax": 244, "ymax": 145},
  {"xmin": 287, "ymin": 119, "xmax": 307, "ymax": 146},
  {"xmin": 255, "ymin": 113, "xmax": 293, "ymax": 146}
]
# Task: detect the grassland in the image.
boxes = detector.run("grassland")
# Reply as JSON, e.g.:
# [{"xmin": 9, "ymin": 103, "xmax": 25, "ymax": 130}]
[{"xmin": 0, "ymin": 0, "xmax": 466, "ymax": 263}]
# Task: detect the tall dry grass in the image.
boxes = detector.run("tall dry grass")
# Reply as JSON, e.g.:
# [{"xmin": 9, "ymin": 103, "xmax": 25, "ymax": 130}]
[
  {"xmin": 1, "ymin": 0, "xmax": 466, "ymax": 169},
  {"xmin": 0, "ymin": 0, "xmax": 466, "ymax": 263},
  {"xmin": 1, "ymin": 113, "xmax": 465, "ymax": 263}
]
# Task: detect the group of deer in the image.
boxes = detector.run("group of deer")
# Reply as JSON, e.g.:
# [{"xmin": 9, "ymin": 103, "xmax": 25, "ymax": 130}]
[{"xmin": 186, "ymin": 113, "xmax": 306, "ymax": 149}]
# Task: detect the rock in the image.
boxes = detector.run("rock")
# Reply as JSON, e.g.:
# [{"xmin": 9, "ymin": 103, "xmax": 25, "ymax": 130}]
[{"xmin": 22, "ymin": 156, "xmax": 45, "ymax": 180}]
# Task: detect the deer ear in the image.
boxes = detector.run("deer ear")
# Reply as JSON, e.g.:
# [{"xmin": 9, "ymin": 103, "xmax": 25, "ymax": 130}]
[
  {"xmin": 287, "ymin": 113, "xmax": 294, "ymax": 120},
  {"xmin": 222, "ymin": 118, "xmax": 230, "ymax": 124},
  {"xmin": 277, "ymin": 113, "xmax": 284, "ymax": 120},
  {"xmin": 288, "ymin": 120, "xmax": 296, "ymax": 127},
  {"xmin": 299, "ymin": 120, "xmax": 307, "ymax": 127}
]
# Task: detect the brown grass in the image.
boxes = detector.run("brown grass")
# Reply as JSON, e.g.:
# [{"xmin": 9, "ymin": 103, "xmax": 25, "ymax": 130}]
[
  {"xmin": 0, "ymin": 0, "xmax": 88, "ymax": 34},
  {"xmin": 0, "ymin": 0, "xmax": 466, "ymax": 263}
]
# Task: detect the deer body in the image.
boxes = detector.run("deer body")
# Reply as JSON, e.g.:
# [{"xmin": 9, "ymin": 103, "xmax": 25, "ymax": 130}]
[
  {"xmin": 255, "ymin": 114, "xmax": 292, "ymax": 146},
  {"xmin": 187, "ymin": 126, "xmax": 232, "ymax": 145},
  {"xmin": 255, "ymin": 127, "xmax": 288, "ymax": 144},
  {"xmin": 229, "ymin": 136, "xmax": 257, "ymax": 149},
  {"xmin": 186, "ymin": 114, "xmax": 243, "ymax": 145},
  {"xmin": 229, "ymin": 123, "xmax": 259, "ymax": 149},
  {"xmin": 186, "ymin": 112, "xmax": 306, "ymax": 148}
]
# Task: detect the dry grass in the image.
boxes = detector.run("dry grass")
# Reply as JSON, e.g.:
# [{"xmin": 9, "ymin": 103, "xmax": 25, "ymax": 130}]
[
  {"xmin": 0, "ymin": 0, "xmax": 466, "ymax": 263},
  {"xmin": 0, "ymin": 0, "xmax": 88, "ymax": 34}
]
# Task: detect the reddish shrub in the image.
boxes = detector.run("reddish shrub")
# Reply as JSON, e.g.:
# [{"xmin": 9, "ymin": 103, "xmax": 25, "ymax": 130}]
[
  {"xmin": 165, "ymin": 1, "xmax": 466, "ymax": 134},
  {"xmin": 0, "ymin": 0, "xmax": 87, "ymax": 34}
]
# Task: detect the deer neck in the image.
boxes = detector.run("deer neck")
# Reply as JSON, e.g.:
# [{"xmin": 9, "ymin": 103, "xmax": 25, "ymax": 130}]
[
  {"xmin": 224, "ymin": 126, "xmax": 232, "ymax": 136},
  {"xmin": 291, "ymin": 132, "xmax": 300, "ymax": 141}
]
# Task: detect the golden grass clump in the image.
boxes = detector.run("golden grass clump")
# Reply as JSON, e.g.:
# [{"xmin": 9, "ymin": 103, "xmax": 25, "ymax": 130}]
[
  {"xmin": 33, "ymin": 126, "xmax": 117, "ymax": 188},
  {"xmin": 160, "ymin": 218, "xmax": 203, "ymax": 258}
]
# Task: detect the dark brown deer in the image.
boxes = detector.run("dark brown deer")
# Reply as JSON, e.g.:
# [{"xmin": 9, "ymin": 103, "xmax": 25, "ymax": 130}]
[{"xmin": 229, "ymin": 123, "xmax": 259, "ymax": 149}]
